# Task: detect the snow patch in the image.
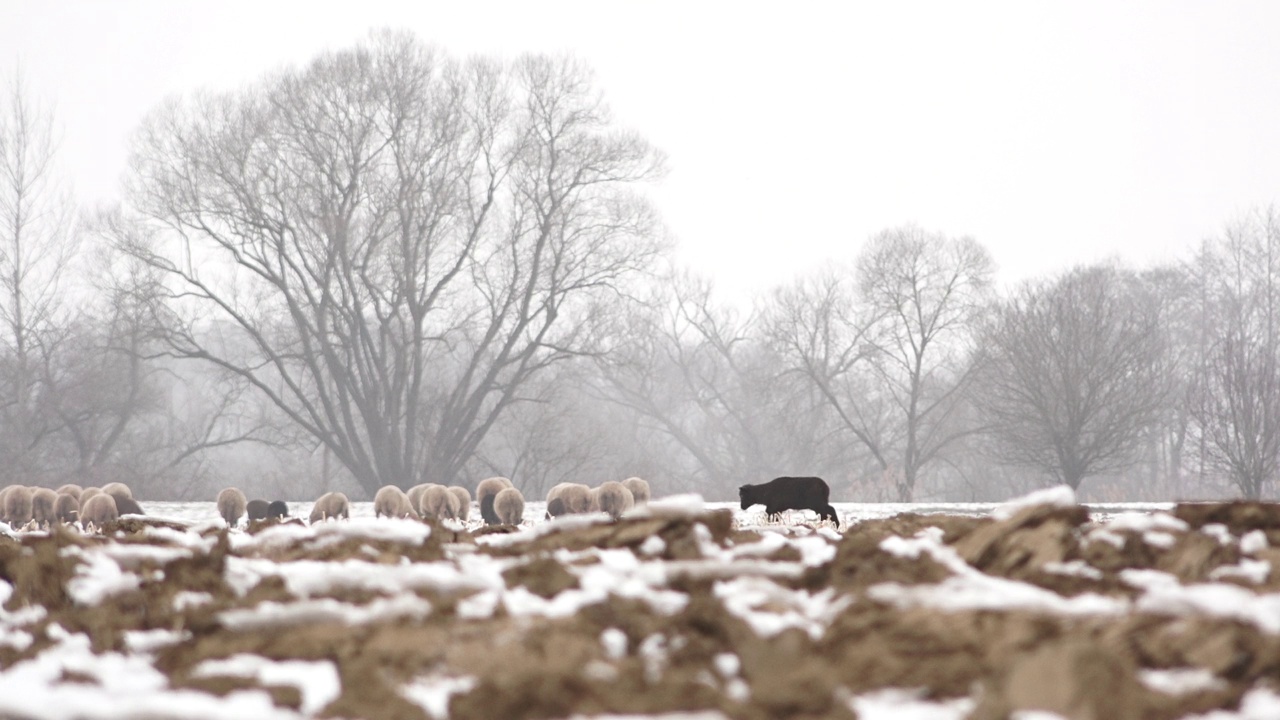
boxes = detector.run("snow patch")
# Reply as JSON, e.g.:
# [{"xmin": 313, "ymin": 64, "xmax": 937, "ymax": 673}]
[
  {"xmin": 1139, "ymin": 667, "xmax": 1226, "ymax": 695},
  {"xmin": 194, "ymin": 654, "xmax": 340, "ymax": 715},
  {"xmin": 991, "ymin": 486, "xmax": 1076, "ymax": 521},
  {"xmin": 847, "ymin": 688, "xmax": 976, "ymax": 720},
  {"xmin": 400, "ymin": 675, "xmax": 478, "ymax": 720}
]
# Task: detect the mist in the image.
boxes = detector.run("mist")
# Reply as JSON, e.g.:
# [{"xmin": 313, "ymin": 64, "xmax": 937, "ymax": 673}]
[{"xmin": 1, "ymin": 30, "xmax": 1276, "ymax": 504}]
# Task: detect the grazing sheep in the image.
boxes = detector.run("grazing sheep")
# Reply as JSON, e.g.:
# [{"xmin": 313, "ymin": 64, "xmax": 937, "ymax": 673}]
[
  {"xmin": 4, "ymin": 486, "xmax": 33, "ymax": 528},
  {"xmin": 494, "ymin": 487, "xmax": 525, "ymax": 525},
  {"xmin": 448, "ymin": 486, "xmax": 471, "ymax": 522},
  {"xmin": 114, "ymin": 496, "xmax": 145, "ymax": 517},
  {"xmin": 31, "ymin": 488, "xmax": 58, "ymax": 528},
  {"xmin": 374, "ymin": 486, "xmax": 419, "ymax": 519},
  {"xmin": 216, "ymin": 487, "xmax": 248, "ymax": 527},
  {"xmin": 476, "ymin": 477, "xmax": 514, "ymax": 525},
  {"xmin": 419, "ymin": 485, "xmax": 459, "ymax": 521},
  {"xmin": 267, "ymin": 500, "xmax": 289, "ymax": 519},
  {"xmin": 406, "ymin": 484, "xmax": 431, "ymax": 513},
  {"xmin": 309, "ymin": 492, "xmax": 350, "ymax": 523},
  {"xmin": 54, "ymin": 493, "xmax": 79, "ymax": 524},
  {"xmin": 546, "ymin": 483, "xmax": 591, "ymax": 518},
  {"xmin": 246, "ymin": 499, "xmax": 270, "ymax": 521},
  {"xmin": 546, "ymin": 497, "xmax": 567, "ymax": 519},
  {"xmin": 101, "ymin": 482, "xmax": 133, "ymax": 501},
  {"xmin": 55, "ymin": 484, "xmax": 83, "ymax": 501},
  {"xmin": 80, "ymin": 493, "xmax": 118, "ymax": 530},
  {"xmin": 622, "ymin": 477, "xmax": 651, "ymax": 506},
  {"xmin": 78, "ymin": 487, "xmax": 103, "ymax": 509},
  {"xmin": 595, "ymin": 481, "xmax": 635, "ymax": 520},
  {"xmin": 739, "ymin": 476, "xmax": 839, "ymax": 527}
]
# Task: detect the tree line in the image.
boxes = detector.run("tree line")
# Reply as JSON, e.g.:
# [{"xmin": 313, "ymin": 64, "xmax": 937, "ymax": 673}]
[{"xmin": 2, "ymin": 31, "xmax": 1276, "ymax": 502}]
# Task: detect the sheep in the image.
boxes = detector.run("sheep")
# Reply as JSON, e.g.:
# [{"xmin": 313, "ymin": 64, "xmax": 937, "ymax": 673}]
[
  {"xmin": 594, "ymin": 481, "xmax": 634, "ymax": 520},
  {"xmin": 374, "ymin": 486, "xmax": 419, "ymax": 519},
  {"xmin": 54, "ymin": 493, "xmax": 79, "ymax": 524},
  {"xmin": 79, "ymin": 487, "xmax": 103, "ymax": 509},
  {"xmin": 739, "ymin": 476, "xmax": 839, "ymax": 527},
  {"xmin": 31, "ymin": 488, "xmax": 58, "ymax": 528},
  {"xmin": 114, "ymin": 496, "xmax": 145, "ymax": 517},
  {"xmin": 216, "ymin": 487, "xmax": 248, "ymax": 527},
  {"xmin": 546, "ymin": 483, "xmax": 591, "ymax": 518},
  {"xmin": 622, "ymin": 477, "xmax": 651, "ymax": 506},
  {"xmin": 494, "ymin": 487, "xmax": 525, "ymax": 525},
  {"xmin": 246, "ymin": 499, "xmax": 270, "ymax": 521},
  {"xmin": 267, "ymin": 500, "xmax": 289, "ymax": 519},
  {"xmin": 309, "ymin": 492, "xmax": 350, "ymax": 523},
  {"xmin": 101, "ymin": 482, "xmax": 133, "ymax": 501},
  {"xmin": 419, "ymin": 485, "xmax": 459, "ymax": 521},
  {"xmin": 4, "ymin": 486, "xmax": 33, "ymax": 528},
  {"xmin": 80, "ymin": 493, "xmax": 118, "ymax": 530},
  {"xmin": 476, "ymin": 477, "xmax": 514, "ymax": 525},
  {"xmin": 55, "ymin": 484, "xmax": 83, "ymax": 501},
  {"xmin": 406, "ymin": 484, "xmax": 431, "ymax": 513},
  {"xmin": 448, "ymin": 486, "xmax": 471, "ymax": 522}
]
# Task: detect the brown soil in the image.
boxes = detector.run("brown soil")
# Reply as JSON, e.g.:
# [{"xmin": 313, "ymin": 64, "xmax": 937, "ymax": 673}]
[{"xmin": 1, "ymin": 502, "xmax": 1280, "ymax": 719}]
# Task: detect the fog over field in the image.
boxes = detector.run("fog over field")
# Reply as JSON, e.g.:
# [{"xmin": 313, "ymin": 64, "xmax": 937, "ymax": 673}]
[{"xmin": 2, "ymin": 4, "xmax": 1280, "ymax": 506}]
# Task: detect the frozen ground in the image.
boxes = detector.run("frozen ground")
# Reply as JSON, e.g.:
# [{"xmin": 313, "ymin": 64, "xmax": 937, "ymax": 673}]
[{"xmin": 0, "ymin": 489, "xmax": 1272, "ymax": 719}]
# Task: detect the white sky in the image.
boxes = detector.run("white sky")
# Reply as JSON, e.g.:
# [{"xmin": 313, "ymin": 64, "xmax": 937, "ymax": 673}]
[{"xmin": 5, "ymin": 0, "xmax": 1280, "ymax": 300}]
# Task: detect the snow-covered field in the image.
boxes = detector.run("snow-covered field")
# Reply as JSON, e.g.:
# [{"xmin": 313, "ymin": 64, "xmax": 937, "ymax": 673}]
[
  {"xmin": 0, "ymin": 489, "xmax": 1274, "ymax": 719},
  {"xmin": 140, "ymin": 499, "xmax": 1176, "ymax": 529}
]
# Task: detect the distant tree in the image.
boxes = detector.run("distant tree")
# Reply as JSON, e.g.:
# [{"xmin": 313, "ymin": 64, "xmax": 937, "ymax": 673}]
[
  {"xmin": 0, "ymin": 70, "xmax": 79, "ymax": 481},
  {"xmin": 1191, "ymin": 208, "xmax": 1280, "ymax": 499},
  {"xmin": 768, "ymin": 226, "xmax": 993, "ymax": 501},
  {"xmin": 120, "ymin": 32, "xmax": 665, "ymax": 497},
  {"xmin": 977, "ymin": 264, "xmax": 1168, "ymax": 490}
]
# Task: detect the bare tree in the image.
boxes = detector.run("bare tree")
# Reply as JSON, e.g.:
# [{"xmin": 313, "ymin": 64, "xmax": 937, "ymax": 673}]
[
  {"xmin": 767, "ymin": 226, "xmax": 993, "ymax": 500},
  {"xmin": 977, "ymin": 264, "xmax": 1168, "ymax": 490},
  {"xmin": 0, "ymin": 71, "xmax": 79, "ymax": 481},
  {"xmin": 764, "ymin": 269, "xmax": 894, "ymax": 492},
  {"xmin": 121, "ymin": 33, "xmax": 665, "ymax": 497},
  {"xmin": 1191, "ymin": 208, "xmax": 1280, "ymax": 499}
]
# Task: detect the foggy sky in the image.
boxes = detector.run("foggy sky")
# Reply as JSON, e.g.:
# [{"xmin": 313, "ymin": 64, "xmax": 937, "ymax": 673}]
[{"xmin": 5, "ymin": 0, "xmax": 1280, "ymax": 301}]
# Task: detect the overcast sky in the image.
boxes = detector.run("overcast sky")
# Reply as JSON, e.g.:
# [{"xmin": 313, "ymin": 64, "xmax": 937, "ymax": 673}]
[{"xmin": 5, "ymin": 1, "xmax": 1280, "ymax": 300}]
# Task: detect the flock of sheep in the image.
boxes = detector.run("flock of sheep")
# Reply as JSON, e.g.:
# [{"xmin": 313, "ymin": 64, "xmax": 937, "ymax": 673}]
[
  {"xmin": 0, "ymin": 475, "xmax": 656, "ymax": 533},
  {"xmin": 212, "ymin": 476, "xmax": 654, "ymax": 529},
  {"xmin": 0, "ymin": 482, "xmax": 143, "ymax": 530}
]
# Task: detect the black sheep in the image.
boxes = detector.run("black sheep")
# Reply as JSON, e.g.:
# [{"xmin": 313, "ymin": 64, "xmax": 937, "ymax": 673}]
[
  {"xmin": 480, "ymin": 493, "xmax": 499, "ymax": 525},
  {"xmin": 246, "ymin": 499, "xmax": 270, "ymax": 521},
  {"xmin": 267, "ymin": 500, "xmax": 290, "ymax": 519},
  {"xmin": 738, "ymin": 476, "xmax": 839, "ymax": 528}
]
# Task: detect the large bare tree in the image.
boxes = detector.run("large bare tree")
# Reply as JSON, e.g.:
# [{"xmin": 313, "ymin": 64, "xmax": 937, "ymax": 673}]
[
  {"xmin": 977, "ymin": 264, "xmax": 1168, "ymax": 490},
  {"xmin": 120, "ymin": 33, "xmax": 665, "ymax": 496},
  {"xmin": 0, "ymin": 71, "xmax": 79, "ymax": 481}
]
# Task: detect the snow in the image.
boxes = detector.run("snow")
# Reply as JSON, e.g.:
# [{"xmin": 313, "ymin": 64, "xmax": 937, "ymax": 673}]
[
  {"xmin": 1103, "ymin": 512, "xmax": 1189, "ymax": 534},
  {"xmin": 194, "ymin": 654, "xmax": 341, "ymax": 715},
  {"xmin": 872, "ymin": 530, "xmax": 1127, "ymax": 617},
  {"xmin": 600, "ymin": 628, "xmax": 628, "ymax": 660},
  {"xmin": 1241, "ymin": 529, "xmax": 1269, "ymax": 554},
  {"xmin": 218, "ymin": 595, "xmax": 433, "ymax": 629},
  {"xmin": 1209, "ymin": 559, "xmax": 1271, "ymax": 584},
  {"xmin": 1139, "ymin": 667, "xmax": 1226, "ymax": 695},
  {"xmin": 400, "ymin": 675, "xmax": 478, "ymax": 720},
  {"xmin": 713, "ymin": 576, "xmax": 851, "ymax": 639},
  {"xmin": 846, "ymin": 688, "xmax": 976, "ymax": 720},
  {"xmin": 0, "ymin": 630, "xmax": 300, "ymax": 720},
  {"xmin": 66, "ymin": 550, "xmax": 141, "ymax": 605},
  {"xmin": 991, "ymin": 485, "xmax": 1076, "ymax": 520}
]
